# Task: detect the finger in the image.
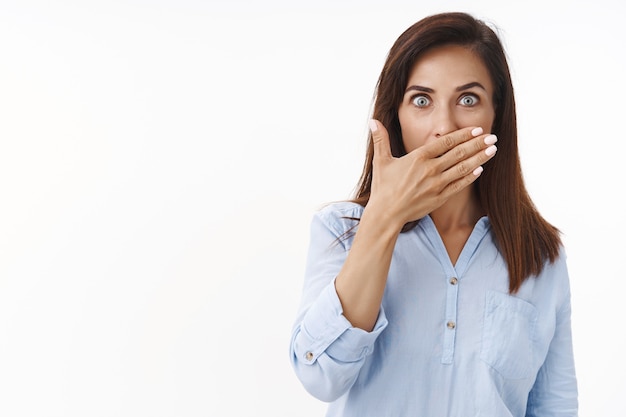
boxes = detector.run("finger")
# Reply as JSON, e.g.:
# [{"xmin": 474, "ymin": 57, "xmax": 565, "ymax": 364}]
[
  {"xmin": 440, "ymin": 137, "xmax": 497, "ymax": 184},
  {"xmin": 437, "ymin": 132, "xmax": 498, "ymax": 172},
  {"xmin": 439, "ymin": 166, "xmax": 484, "ymax": 201},
  {"xmin": 420, "ymin": 126, "xmax": 483, "ymax": 159},
  {"xmin": 369, "ymin": 119, "xmax": 392, "ymax": 161},
  {"xmin": 439, "ymin": 147, "xmax": 496, "ymax": 200}
]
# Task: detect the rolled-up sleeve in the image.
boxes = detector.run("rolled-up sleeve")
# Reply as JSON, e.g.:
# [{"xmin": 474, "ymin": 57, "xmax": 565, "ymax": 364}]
[{"xmin": 290, "ymin": 206, "xmax": 388, "ymax": 402}]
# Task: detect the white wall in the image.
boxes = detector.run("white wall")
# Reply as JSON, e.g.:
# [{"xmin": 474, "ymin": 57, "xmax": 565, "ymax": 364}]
[{"xmin": 0, "ymin": 0, "xmax": 623, "ymax": 415}]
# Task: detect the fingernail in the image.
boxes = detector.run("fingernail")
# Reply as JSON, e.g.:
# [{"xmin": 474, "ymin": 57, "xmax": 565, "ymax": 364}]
[
  {"xmin": 485, "ymin": 145, "xmax": 497, "ymax": 156},
  {"xmin": 368, "ymin": 119, "xmax": 378, "ymax": 133},
  {"xmin": 471, "ymin": 127, "xmax": 483, "ymax": 136},
  {"xmin": 473, "ymin": 166, "xmax": 484, "ymax": 176},
  {"xmin": 484, "ymin": 134, "xmax": 498, "ymax": 145}
]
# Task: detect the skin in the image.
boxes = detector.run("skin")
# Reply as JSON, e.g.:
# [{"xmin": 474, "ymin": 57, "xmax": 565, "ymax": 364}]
[{"xmin": 334, "ymin": 45, "xmax": 498, "ymax": 331}]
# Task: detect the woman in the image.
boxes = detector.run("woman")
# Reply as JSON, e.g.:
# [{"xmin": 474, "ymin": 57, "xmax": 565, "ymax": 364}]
[{"xmin": 290, "ymin": 12, "xmax": 577, "ymax": 416}]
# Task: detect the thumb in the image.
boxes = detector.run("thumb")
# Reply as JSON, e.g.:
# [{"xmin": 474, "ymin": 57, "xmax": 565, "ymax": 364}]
[{"xmin": 369, "ymin": 119, "xmax": 392, "ymax": 161}]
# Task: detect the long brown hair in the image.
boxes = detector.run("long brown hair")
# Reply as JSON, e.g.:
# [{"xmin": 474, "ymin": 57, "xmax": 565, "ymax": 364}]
[{"xmin": 352, "ymin": 12, "xmax": 561, "ymax": 293}]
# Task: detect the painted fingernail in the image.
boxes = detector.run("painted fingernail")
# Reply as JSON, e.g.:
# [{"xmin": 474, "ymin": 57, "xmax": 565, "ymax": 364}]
[
  {"xmin": 484, "ymin": 135, "xmax": 497, "ymax": 145},
  {"xmin": 473, "ymin": 166, "xmax": 484, "ymax": 176},
  {"xmin": 471, "ymin": 127, "xmax": 483, "ymax": 136},
  {"xmin": 485, "ymin": 145, "xmax": 497, "ymax": 156},
  {"xmin": 368, "ymin": 119, "xmax": 378, "ymax": 133}
]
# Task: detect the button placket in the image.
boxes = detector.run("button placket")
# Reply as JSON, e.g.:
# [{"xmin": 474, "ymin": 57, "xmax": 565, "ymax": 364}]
[{"xmin": 441, "ymin": 275, "xmax": 459, "ymax": 364}]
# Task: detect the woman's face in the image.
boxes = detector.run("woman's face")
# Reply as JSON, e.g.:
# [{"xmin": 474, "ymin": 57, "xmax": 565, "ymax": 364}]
[{"xmin": 398, "ymin": 44, "xmax": 496, "ymax": 152}]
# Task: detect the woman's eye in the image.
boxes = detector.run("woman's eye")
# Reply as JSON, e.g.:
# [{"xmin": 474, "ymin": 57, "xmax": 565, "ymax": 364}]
[
  {"xmin": 459, "ymin": 94, "xmax": 479, "ymax": 106},
  {"xmin": 411, "ymin": 95, "xmax": 431, "ymax": 107}
]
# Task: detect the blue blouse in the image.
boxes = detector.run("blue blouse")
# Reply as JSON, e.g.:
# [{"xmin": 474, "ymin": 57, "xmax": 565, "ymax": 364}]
[{"xmin": 290, "ymin": 202, "xmax": 577, "ymax": 416}]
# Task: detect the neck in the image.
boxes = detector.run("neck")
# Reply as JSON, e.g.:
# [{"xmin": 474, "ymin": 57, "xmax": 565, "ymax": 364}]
[{"xmin": 429, "ymin": 186, "xmax": 483, "ymax": 232}]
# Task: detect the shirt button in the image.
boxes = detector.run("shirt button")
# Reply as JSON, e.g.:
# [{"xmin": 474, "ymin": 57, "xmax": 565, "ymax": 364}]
[
  {"xmin": 449, "ymin": 277, "xmax": 458, "ymax": 285},
  {"xmin": 447, "ymin": 321, "xmax": 456, "ymax": 329},
  {"xmin": 305, "ymin": 352, "xmax": 314, "ymax": 361}
]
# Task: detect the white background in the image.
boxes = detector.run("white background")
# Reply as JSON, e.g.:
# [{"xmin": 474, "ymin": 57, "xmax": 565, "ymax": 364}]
[{"xmin": 0, "ymin": 0, "xmax": 624, "ymax": 415}]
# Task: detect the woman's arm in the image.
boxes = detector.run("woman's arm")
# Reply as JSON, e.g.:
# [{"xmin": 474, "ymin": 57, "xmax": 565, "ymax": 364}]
[
  {"xmin": 526, "ymin": 291, "xmax": 578, "ymax": 416},
  {"xmin": 290, "ymin": 206, "xmax": 390, "ymax": 402}
]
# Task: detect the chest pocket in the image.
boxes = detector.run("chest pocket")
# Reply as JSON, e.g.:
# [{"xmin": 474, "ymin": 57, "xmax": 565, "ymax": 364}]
[{"xmin": 480, "ymin": 290, "xmax": 538, "ymax": 379}]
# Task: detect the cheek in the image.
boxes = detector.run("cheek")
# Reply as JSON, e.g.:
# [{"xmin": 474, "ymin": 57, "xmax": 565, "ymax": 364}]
[
  {"xmin": 399, "ymin": 112, "xmax": 429, "ymax": 153},
  {"xmin": 400, "ymin": 122, "xmax": 429, "ymax": 153},
  {"xmin": 457, "ymin": 111, "xmax": 495, "ymax": 133}
]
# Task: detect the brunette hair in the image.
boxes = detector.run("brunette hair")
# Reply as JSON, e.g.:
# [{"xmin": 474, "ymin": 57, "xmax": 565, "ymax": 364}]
[{"xmin": 352, "ymin": 12, "xmax": 561, "ymax": 293}]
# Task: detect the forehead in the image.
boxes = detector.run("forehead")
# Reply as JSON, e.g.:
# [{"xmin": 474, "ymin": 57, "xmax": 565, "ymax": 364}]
[{"xmin": 407, "ymin": 44, "xmax": 493, "ymax": 91}]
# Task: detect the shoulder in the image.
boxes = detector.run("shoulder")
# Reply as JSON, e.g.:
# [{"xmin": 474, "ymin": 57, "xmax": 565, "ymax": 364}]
[
  {"xmin": 541, "ymin": 245, "xmax": 569, "ymax": 278},
  {"xmin": 313, "ymin": 201, "xmax": 364, "ymax": 237},
  {"xmin": 530, "ymin": 245, "xmax": 572, "ymax": 306},
  {"xmin": 317, "ymin": 201, "xmax": 364, "ymax": 219}
]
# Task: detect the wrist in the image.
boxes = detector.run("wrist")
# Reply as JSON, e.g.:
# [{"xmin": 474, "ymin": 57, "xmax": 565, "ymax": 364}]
[{"xmin": 360, "ymin": 203, "xmax": 405, "ymax": 236}]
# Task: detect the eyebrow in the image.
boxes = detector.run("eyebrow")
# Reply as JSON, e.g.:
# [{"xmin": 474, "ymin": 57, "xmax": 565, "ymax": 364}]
[
  {"xmin": 404, "ymin": 82, "xmax": 487, "ymax": 94},
  {"xmin": 455, "ymin": 82, "xmax": 487, "ymax": 92},
  {"xmin": 404, "ymin": 85, "xmax": 434, "ymax": 94}
]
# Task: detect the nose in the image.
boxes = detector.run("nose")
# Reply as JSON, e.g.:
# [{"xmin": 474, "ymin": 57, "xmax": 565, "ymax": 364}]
[{"xmin": 433, "ymin": 105, "xmax": 459, "ymax": 139}]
